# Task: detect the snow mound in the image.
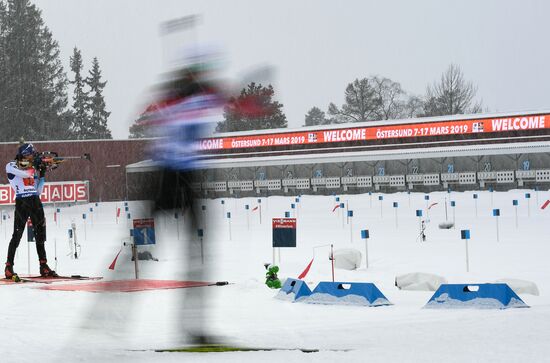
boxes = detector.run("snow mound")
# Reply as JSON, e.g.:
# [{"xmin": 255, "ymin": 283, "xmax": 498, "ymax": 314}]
[
  {"xmin": 395, "ymin": 272, "xmax": 447, "ymax": 291},
  {"xmin": 331, "ymin": 248, "xmax": 362, "ymax": 270},
  {"xmin": 424, "ymin": 293, "xmax": 528, "ymax": 309},
  {"xmin": 274, "ymin": 290, "xmax": 297, "ymax": 301},
  {"xmin": 301, "ymin": 293, "xmax": 391, "ymax": 307},
  {"xmin": 495, "ymin": 278, "xmax": 540, "ymax": 296}
]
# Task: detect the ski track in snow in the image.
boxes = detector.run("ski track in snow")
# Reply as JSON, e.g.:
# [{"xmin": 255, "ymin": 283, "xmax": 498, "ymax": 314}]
[{"xmin": 1, "ymin": 190, "xmax": 550, "ymax": 362}]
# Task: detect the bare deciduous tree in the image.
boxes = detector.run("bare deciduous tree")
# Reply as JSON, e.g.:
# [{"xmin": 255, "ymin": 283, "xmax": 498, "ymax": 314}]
[
  {"xmin": 403, "ymin": 95, "xmax": 424, "ymax": 118},
  {"xmin": 422, "ymin": 64, "xmax": 482, "ymax": 116},
  {"xmin": 371, "ymin": 76, "xmax": 406, "ymax": 120}
]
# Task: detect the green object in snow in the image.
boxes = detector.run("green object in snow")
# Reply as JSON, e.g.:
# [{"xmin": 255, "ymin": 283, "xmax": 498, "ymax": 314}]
[{"xmin": 265, "ymin": 265, "xmax": 281, "ymax": 289}]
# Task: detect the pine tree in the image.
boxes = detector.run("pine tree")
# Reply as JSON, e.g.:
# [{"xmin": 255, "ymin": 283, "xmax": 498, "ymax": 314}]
[
  {"xmin": 0, "ymin": 2, "xmax": 8, "ymax": 120},
  {"xmin": 216, "ymin": 83, "xmax": 287, "ymax": 132},
  {"xmin": 86, "ymin": 57, "xmax": 112, "ymax": 139},
  {"xmin": 129, "ymin": 122, "xmax": 149, "ymax": 138},
  {"xmin": 69, "ymin": 47, "xmax": 89, "ymax": 139},
  {"xmin": 0, "ymin": 0, "xmax": 72, "ymax": 141},
  {"xmin": 328, "ymin": 78, "xmax": 380, "ymax": 123},
  {"xmin": 304, "ymin": 107, "xmax": 329, "ymax": 126}
]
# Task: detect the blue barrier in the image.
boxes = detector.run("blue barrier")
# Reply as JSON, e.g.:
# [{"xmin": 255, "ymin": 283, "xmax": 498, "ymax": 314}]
[
  {"xmin": 275, "ymin": 278, "xmax": 312, "ymax": 302},
  {"xmin": 302, "ymin": 281, "xmax": 391, "ymax": 307},
  {"xmin": 425, "ymin": 283, "xmax": 528, "ymax": 309}
]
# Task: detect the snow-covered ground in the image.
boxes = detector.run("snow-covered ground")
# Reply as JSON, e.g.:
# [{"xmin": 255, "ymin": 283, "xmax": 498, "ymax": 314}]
[{"xmin": 1, "ymin": 189, "xmax": 550, "ymax": 362}]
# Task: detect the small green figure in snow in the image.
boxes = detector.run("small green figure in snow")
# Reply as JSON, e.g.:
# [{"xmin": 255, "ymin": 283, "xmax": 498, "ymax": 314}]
[{"xmin": 265, "ymin": 264, "xmax": 281, "ymax": 289}]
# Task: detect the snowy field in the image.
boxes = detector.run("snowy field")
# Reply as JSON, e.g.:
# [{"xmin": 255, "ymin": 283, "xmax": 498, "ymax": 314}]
[{"xmin": 1, "ymin": 189, "xmax": 550, "ymax": 362}]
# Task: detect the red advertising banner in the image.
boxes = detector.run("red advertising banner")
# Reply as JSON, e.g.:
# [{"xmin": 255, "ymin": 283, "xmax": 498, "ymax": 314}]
[
  {"xmin": 199, "ymin": 113, "xmax": 550, "ymax": 151},
  {"xmin": 272, "ymin": 218, "xmax": 297, "ymax": 229},
  {"xmin": 0, "ymin": 181, "xmax": 89, "ymax": 205},
  {"xmin": 133, "ymin": 218, "xmax": 155, "ymax": 229}
]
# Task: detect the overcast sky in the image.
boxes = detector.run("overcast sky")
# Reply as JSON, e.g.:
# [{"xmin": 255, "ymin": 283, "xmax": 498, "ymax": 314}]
[{"xmin": 32, "ymin": 0, "xmax": 550, "ymax": 139}]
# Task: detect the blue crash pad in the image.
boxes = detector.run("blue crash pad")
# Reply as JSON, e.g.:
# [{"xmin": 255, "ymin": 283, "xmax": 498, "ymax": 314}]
[
  {"xmin": 275, "ymin": 278, "xmax": 312, "ymax": 301},
  {"xmin": 302, "ymin": 281, "xmax": 392, "ymax": 306},
  {"xmin": 425, "ymin": 283, "xmax": 528, "ymax": 309}
]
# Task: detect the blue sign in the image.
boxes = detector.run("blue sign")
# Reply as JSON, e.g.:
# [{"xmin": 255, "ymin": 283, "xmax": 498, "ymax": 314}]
[
  {"xmin": 197, "ymin": 229, "xmax": 204, "ymax": 238},
  {"xmin": 133, "ymin": 218, "xmax": 156, "ymax": 246},
  {"xmin": 336, "ymin": 197, "xmax": 340, "ymax": 202},
  {"xmin": 473, "ymin": 194, "xmax": 478, "ymax": 199},
  {"xmin": 378, "ymin": 195, "xmax": 383, "ymax": 201},
  {"xmin": 227, "ymin": 212, "xmax": 231, "ymax": 218},
  {"xmin": 393, "ymin": 202, "xmax": 398, "ymax": 208},
  {"xmin": 451, "ymin": 201, "xmax": 456, "ymax": 207},
  {"xmin": 221, "ymin": 200, "xmax": 225, "ymax": 205},
  {"xmin": 124, "ymin": 202, "xmax": 128, "ymax": 207},
  {"xmin": 361, "ymin": 230, "xmax": 369, "ymax": 239},
  {"xmin": 245, "ymin": 204, "xmax": 249, "ymax": 210},
  {"xmin": 493, "ymin": 209, "xmax": 500, "ymax": 217},
  {"xmin": 461, "ymin": 230, "xmax": 470, "ymax": 240},
  {"xmin": 125, "ymin": 206, "xmax": 129, "ymax": 212},
  {"xmin": 2, "ymin": 215, "xmax": 5, "ymax": 221},
  {"xmin": 89, "ymin": 207, "xmax": 93, "ymax": 212},
  {"xmin": 257, "ymin": 199, "xmax": 262, "ymax": 204},
  {"xmin": 369, "ymin": 192, "xmax": 372, "ymax": 196},
  {"xmin": 56, "ymin": 208, "xmax": 60, "ymax": 213},
  {"xmin": 201, "ymin": 205, "xmax": 206, "ymax": 211},
  {"xmin": 340, "ymin": 203, "xmax": 345, "ymax": 209},
  {"xmin": 295, "ymin": 198, "xmax": 300, "ymax": 203},
  {"xmin": 82, "ymin": 213, "xmax": 86, "ymax": 219},
  {"xmin": 95, "ymin": 203, "xmax": 98, "ymax": 207},
  {"xmin": 416, "ymin": 210, "xmax": 423, "ymax": 217},
  {"xmin": 424, "ymin": 195, "xmax": 429, "ymax": 201},
  {"xmin": 127, "ymin": 213, "xmax": 131, "ymax": 220},
  {"xmin": 512, "ymin": 200, "xmax": 518, "ymax": 206},
  {"xmin": 291, "ymin": 203, "xmax": 295, "ymax": 209},
  {"xmin": 285, "ymin": 211, "xmax": 290, "ymax": 218},
  {"xmin": 347, "ymin": 210, "xmax": 353, "ymax": 217},
  {"xmin": 525, "ymin": 193, "xmax": 531, "ymax": 199},
  {"xmin": 489, "ymin": 187, "xmax": 494, "ymax": 193},
  {"xmin": 174, "ymin": 212, "xmax": 178, "ymax": 219}
]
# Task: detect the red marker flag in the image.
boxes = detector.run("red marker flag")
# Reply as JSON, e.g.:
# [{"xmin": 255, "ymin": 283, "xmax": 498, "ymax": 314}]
[
  {"xmin": 298, "ymin": 258, "xmax": 314, "ymax": 280},
  {"xmin": 252, "ymin": 206, "xmax": 259, "ymax": 212},
  {"xmin": 53, "ymin": 212, "xmax": 57, "ymax": 223},
  {"xmin": 541, "ymin": 200, "xmax": 550, "ymax": 210},
  {"xmin": 428, "ymin": 202, "xmax": 439, "ymax": 210},
  {"xmin": 116, "ymin": 207, "xmax": 121, "ymax": 218},
  {"xmin": 108, "ymin": 248, "xmax": 122, "ymax": 270},
  {"xmin": 332, "ymin": 204, "xmax": 340, "ymax": 212}
]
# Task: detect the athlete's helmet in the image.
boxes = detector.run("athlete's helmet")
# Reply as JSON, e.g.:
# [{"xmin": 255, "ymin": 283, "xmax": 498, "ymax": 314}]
[{"xmin": 17, "ymin": 143, "xmax": 36, "ymax": 157}]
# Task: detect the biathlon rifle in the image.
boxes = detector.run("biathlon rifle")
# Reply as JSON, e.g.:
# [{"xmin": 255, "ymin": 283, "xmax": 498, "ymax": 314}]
[{"xmin": 35, "ymin": 151, "xmax": 92, "ymax": 170}]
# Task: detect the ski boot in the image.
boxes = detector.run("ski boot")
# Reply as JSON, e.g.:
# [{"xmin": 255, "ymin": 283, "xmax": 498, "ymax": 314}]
[
  {"xmin": 5, "ymin": 262, "xmax": 20, "ymax": 282},
  {"xmin": 39, "ymin": 260, "xmax": 58, "ymax": 277}
]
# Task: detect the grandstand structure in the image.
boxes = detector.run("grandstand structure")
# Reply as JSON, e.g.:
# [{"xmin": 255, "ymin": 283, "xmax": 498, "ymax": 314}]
[{"xmin": 167, "ymin": 109, "xmax": 550, "ymax": 197}]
